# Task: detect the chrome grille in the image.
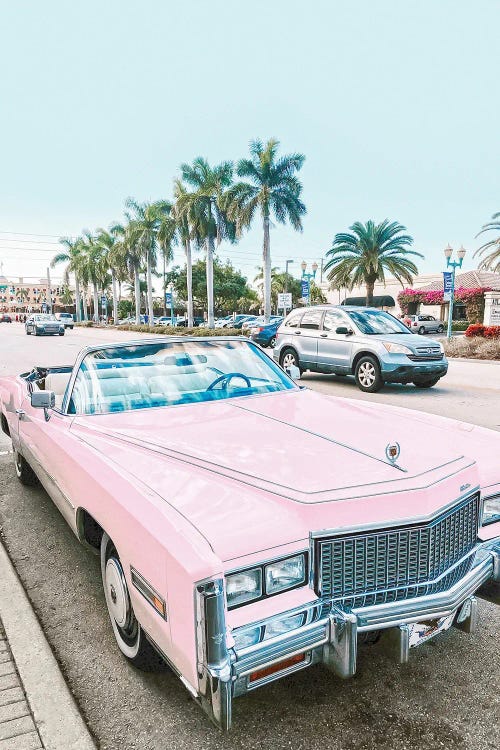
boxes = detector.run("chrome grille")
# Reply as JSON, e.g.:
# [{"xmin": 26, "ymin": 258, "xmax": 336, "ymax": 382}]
[
  {"xmin": 407, "ymin": 353, "xmax": 444, "ymax": 362},
  {"xmin": 316, "ymin": 493, "xmax": 480, "ymax": 609}
]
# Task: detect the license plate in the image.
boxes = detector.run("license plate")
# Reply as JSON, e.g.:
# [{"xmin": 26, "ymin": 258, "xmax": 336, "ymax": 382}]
[{"xmin": 408, "ymin": 612, "xmax": 455, "ymax": 649}]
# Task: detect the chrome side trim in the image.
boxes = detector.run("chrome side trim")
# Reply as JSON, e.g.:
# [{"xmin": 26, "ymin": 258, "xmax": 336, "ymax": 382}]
[{"xmin": 130, "ymin": 566, "xmax": 167, "ymax": 620}]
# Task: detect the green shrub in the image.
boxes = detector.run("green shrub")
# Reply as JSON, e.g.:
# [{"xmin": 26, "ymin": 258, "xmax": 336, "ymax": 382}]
[{"xmin": 113, "ymin": 324, "xmax": 244, "ymax": 337}]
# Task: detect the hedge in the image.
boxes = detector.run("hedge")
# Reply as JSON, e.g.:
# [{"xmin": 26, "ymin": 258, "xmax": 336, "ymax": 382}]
[
  {"xmin": 464, "ymin": 324, "xmax": 500, "ymax": 339},
  {"xmin": 75, "ymin": 321, "xmax": 244, "ymax": 336}
]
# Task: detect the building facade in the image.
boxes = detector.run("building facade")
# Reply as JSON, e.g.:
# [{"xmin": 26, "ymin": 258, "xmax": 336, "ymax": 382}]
[{"xmin": 0, "ymin": 273, "xmax": 74, "ymax": 314}]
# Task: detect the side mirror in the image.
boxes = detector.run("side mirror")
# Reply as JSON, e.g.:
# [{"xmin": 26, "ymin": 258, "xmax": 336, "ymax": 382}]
[
  {"xmin": 335, "ymin": 326, "xmax": 352, "ymax": 336},
  {"xmin": 31, "ymin": 390, "xmax": 55, "ymax": 409},
  {"xmin": 286, "ymin": 364, "xmax": 301, "ymax": 381}
]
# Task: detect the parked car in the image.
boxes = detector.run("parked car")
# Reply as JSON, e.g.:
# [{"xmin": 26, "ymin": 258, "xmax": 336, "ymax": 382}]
[
  {"xmin": 25, "ymin": 314, "xmax": 65, "ymax": 336},
  {"xmin": 274, "ymin": 305, "xmax": 449, "ymax": 392},
  {"xmin": 404, "ymin": 314, "xmax": 445, "ymax": 334},
  {"xmin": 0, "ymin": 314, "xmax": 12, "ymax": 323},
  {"xmin": 250, "ymin": 317, "xmax": 283, "ymax": 347},
  {"xmin": 1, "ymin": 337, "xmax": 498, "ymax": 730},
  {"xmin": 55, "ymin": 312, "xmax": 74, "ymax": 329}
]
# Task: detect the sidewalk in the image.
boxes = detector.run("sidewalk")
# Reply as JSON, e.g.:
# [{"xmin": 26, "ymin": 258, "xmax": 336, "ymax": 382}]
[{"xmin": 0, "ymin": 541, "xmax": 96, "ymax": 750}]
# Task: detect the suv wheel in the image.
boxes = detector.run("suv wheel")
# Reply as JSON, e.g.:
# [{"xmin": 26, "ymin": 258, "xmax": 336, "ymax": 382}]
[
  {"xmin": 418, "ymin": 325, "xmax": 426, "ymax": 335},
  {"xmin": 268, "ymin": 335, "xmax": 277, "ymax": 348},
  {"xmin": 280, "ymin": 348, "xmax": 301, "ymax": 372},
  {"xmin": 437, "ymin": 325, "xmax": 444, "ymax": 333},
  {"xmin": 354, "ymin": 355, "xmax": 383, "ymax": 393}
]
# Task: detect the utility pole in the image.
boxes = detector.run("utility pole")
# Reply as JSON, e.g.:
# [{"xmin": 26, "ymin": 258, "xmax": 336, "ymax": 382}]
[{"xmin": 46, "ymin": 267, "xmax": 52, "ymax": 314}]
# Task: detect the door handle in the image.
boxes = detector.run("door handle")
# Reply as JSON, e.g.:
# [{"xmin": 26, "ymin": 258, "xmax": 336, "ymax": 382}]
[
  {"xmin": 320, "ymin": 333, "xmax": 328, "ymax": 338},
  {"xmin": 15, "ymin": 409, "xmax": 26, "ymax": 420},
  {"xmin": 294, "ymin": 330, "xmax": 301, "ymax": 335}
]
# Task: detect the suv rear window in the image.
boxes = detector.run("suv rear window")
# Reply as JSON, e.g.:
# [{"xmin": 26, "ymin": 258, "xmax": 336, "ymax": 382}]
[
  {"xmin": 300, "ymin": 310, "xmax": 322, "ymax": 330},
  {"xmin": 284, "ymin": 311, "xmax": 303, "ymax": 327}
]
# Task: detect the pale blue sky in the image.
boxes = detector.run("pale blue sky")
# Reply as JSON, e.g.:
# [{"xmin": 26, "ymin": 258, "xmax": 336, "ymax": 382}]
[{"xmin": 0, "ymin": 0, "xmax": 498, "ymax": 284}]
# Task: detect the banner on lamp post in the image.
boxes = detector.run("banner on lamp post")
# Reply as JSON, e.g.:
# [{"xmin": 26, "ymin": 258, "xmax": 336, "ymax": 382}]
[
  {"xmin": 443, "ymin": 271, "xmax": 453, "ymax": 302},
  {"xmin": 301, "ymin": 279, "xmax": 310, "ymax": 302}
]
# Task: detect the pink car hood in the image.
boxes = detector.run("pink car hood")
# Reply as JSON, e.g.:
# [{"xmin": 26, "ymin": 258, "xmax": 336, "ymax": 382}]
[{"xmin": 70, "ymin": 389, "xmax": 498, "ymax": 560}]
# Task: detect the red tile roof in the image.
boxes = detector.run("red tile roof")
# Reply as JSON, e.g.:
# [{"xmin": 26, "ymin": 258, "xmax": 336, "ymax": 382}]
[{"xmin": 418, "ymin": 270, "xmax": 500, "ymax": 292}]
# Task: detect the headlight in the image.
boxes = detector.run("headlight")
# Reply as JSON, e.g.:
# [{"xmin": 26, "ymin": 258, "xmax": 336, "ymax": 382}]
[
  {"xmin": 225, "ymin": 569, "xmax": 262, "ymax": 608},
  {"xmin": 483, "ymin": 495, "xmax": 500, "ymax": 526},
  {"xmin": 226, "ymin": 553, "xmax": 308, "ymax": 609},
  {"xmin": 263, "ymin": 613, "xmax": 305, "ymax": 640},
  {"xmin": 265, "ymin": 554, "xmax": 306, "ymax": 595},
  {"xmin": 232, "ymin": 626, "xmax": 262, "ymax": 650},
  {"xmin": 382, "ymin": 342, "xmax": 413, "ymax": 354}
]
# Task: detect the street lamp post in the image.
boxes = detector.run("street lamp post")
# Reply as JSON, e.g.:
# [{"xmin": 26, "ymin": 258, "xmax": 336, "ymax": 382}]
[
  {"xmin": 444, "ymin": 244, "xmax": 466, "ymax": 339},
  {"xmin": 301, "ymin": 261, "xmax": 318, "ymax": 305},
  {"xmin": 284, "ymin": 259, "xmax": 294, "ymax": 294},
  {"xmin": 169, "ymin": 282, "xmax": 175, "ymax": 326}
]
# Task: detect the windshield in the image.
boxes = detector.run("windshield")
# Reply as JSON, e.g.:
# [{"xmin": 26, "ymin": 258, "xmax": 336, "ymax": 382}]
[
  {"xmin": 34, "ymin": 314, "xmax": 57, "ymax": 321},
  {"xmin": 67, "ymin": 339, "xmax": 295, "ymax": 415},
  {"xmin": 346, "ymin": 310, "xmax": 411, "ymax": 335}
]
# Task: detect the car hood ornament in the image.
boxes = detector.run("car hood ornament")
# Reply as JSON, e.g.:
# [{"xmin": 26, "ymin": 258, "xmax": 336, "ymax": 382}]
[{"xmin": 385, "ymin": 442, "xmax": 401, "ymax": 464}]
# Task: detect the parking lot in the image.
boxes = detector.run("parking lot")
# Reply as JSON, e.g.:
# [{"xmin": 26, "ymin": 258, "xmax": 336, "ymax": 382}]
[{"xmin": 0, "ymin": 322, "xmax": 499, "ymax": 750}]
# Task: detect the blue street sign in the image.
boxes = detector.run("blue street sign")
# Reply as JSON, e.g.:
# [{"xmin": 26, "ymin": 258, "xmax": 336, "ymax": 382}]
[
  {"xmin": 165, "ymin": 292, "xmax": 172, "ymax": 304},
  {"xmin": 301, "ymin": 279, "xmax": 310, "ymax": 300},
  {"xmin": 41, "ymin": 302, "xmax": 48, "ymax": 313}
]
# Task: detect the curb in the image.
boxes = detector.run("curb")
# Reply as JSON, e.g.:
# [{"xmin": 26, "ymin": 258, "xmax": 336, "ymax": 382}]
[{"xmin": 0, "ymin": 540, "xmax": 97, "ymax": 750}]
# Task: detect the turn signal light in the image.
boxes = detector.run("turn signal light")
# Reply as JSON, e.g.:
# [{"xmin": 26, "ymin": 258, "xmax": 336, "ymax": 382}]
[{"xmin": 249, "ymin": 653, "xmax": 306, "ymax": 683}]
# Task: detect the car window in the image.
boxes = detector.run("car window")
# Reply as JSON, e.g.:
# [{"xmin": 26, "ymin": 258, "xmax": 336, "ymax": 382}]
[
  {"xmin": 66, "ymin": 340, "xmax": 295, "ymax": 415},
  {"xmin": 300, "ymin": 310, "xmax": 322, "ymax": 330},
  {"xmin": 346, "ymin": 310, "xmax": 410, "ymax": 335},
  {"xmin": 284, "ymin": 311, "xmax": 303, "ymax": 328},
  {"xmin": 323, "ymin": 310, "xmax": 348, "ymax": 331}
]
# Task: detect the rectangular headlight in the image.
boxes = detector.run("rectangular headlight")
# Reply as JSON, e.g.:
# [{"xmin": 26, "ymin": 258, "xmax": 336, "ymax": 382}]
[
  {"xmin": 265, "ymin": 554, "xmax": 306, "ymax": 595},
  {"xmin": 232, "ymin": 626, "xmax": 262, "ymax": 650},
  {"xmin": 483, "ymin": 495, "xmax": 500, "ymax": 526},
  {"xmin": 263, "ymin": 613, "xmax": 305, "ymax": 640},
  {"xmin": 226, "ymin": 568, "xmax": 262, "ymax": 609}
]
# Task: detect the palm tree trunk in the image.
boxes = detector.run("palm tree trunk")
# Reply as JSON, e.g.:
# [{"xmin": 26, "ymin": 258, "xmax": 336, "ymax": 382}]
[
  {"xmin": 185, "ymin": 237, "xmax": 194, "ymax": 327},
  {"xmin": 74, "ymin": 275, "xmax": 81, "ymax": 322},
  {"xmin": 134, "ymin": 266, "xmax": 141, "ymax": 324},
  {"xmin": 82, "ymin": 287, "xmax": 88, "ymax": 321},
  {"xmin": 365, "ymin": 280, "xmax": 375, "ymax": 307},
  {"xmin": 111, "ymin": 270, "xmax": 118, "ymax": 323},
  {"xmin": 263, "ymin": 214, "xmax": 271, "ymax": 323},
  {"xmin": 146, "ymin": 247, "xmax": 154, "ymax": 323},
  {"xmin": 93, "ymin": 283, "xmax": 99, "ymax": 322},
  {"xmin": 206, "ymin": 234, "xmax": 215, "ymax": 329}
]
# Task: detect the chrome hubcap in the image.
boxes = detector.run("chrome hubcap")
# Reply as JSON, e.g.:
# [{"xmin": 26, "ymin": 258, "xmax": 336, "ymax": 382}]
[
  {"xmin": 358, "ymin": 362, "xmax": 376, "ymax": 387},
  {"xmin": 282, "ymin": 353, "xmax": 296, "ymax": 368},
  {"xmin": 105, "ymin": 558, "xmax": 130, "ymax": 629}
]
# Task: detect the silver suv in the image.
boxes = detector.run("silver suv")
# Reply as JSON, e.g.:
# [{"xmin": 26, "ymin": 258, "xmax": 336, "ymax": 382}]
[
  {"xmin": 404, "ymin": 314, "xmax": 445, "ymax": 334},
  {"xmin": 273, "ymin": 305, "xmax": 448, "ymax": 392}
]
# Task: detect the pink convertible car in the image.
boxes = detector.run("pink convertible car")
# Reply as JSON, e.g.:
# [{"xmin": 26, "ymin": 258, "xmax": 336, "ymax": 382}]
[{"xmin": 0, "ymin": 337, "xmax": 499, "ymax": 730}]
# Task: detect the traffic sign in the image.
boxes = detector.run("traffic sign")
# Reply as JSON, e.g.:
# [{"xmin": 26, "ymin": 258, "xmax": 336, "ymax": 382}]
[
  {"xmin": 277, "ymin": 292, "xmax": 292, "ymax": 310},
  {"xmin": 101, "ymin": 295, "xmax": 107, "ymax": 305},
  {"xmin": 301, "ymin": 279, "xmax": 310, "ymax": 301},
  {"xmin": 165, "ymin": 292, "xmax": 172, "ymax": 304}
]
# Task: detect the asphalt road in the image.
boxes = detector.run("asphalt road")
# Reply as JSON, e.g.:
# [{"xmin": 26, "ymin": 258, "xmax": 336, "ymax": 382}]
[{"xmin": 0, "ymin": 322, "xmax": 499, "ymax": 750}]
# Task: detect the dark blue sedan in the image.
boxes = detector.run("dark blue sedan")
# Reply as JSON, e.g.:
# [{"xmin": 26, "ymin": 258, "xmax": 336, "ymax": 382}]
[{"xmin": 249, "ymin": 317, "xmax": 283, "ymax": 348}]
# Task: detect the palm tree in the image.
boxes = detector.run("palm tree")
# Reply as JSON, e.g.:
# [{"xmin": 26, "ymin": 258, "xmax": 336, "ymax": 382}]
[
  {"xmin": 178, "ymin": 158, "xmax": 235, "ymax": 328},
  {"xmin": 324, "ymin": 220, "xmax": 421, "ymax": 306},
  {"xmin": 79, "ymin": 231, "xmax": 105, "ymax": 321},
  {"xmin": 474, "ymin": 211, "xmax": 500, "ymax": 272},
  {"xmin": 125, "ymin": 199, "xmax": 172, "ymax": 323},
  {"xmin": 95, "ymin": 226, "xmax": 129, "ymax": 323},
  {"xmin": 225, "ymin": 138, "xmax": 306, "ymax": 323},
  {"xmin": 60, "ymin": 287, "xmax": 74, "ymax": 307},
  {"xmin": 172, "ymin": 179, "xmax": 195, "ymax": 327},
  {"xmin": 51, "ymin": 237, "xmax": 84, "ymax": 321}
]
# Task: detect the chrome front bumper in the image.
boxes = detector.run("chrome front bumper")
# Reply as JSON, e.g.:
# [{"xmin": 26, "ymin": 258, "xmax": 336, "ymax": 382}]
[{"xmin": 195, "ymin": 538, "xmax": 500, "ymax": 730}]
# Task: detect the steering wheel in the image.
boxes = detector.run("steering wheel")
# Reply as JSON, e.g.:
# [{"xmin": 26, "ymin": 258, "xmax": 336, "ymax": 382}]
[{"xmin": 206, "ymin": 372, "xmax": 252, "ymax": 391}]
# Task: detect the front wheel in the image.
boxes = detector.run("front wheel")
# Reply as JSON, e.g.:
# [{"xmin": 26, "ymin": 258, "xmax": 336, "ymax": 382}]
[
  {"xmin": 354, "ymin": 356, "xmax": 383, "ymax": 393},
  {"xmin": 280, "ymin": 348, "xmax": 300, "ymax": 372},
  {"xmin": 14, "ymin": 450, "xmax": 39, "ymax": 486},
  {"xmin": 59, "ymin": 331, "xmax": 65, "ymax": 336},
  {"xmin": 100, "ymin": 533, "xmax": 164, "ymax": 670},
  {"xmin": 418, "ymin": 326, "xmax": 426, "ymax": 335},
  {"xmin": 413, "ymin": 377, "xmax": 440, "ymax": 388},
  {"xmin": 268, "ymin": 335, "xmax": 277, "ymax": 348},
  {"xmin": 437, "ymin": 325, "xmax": 444, "ymax": 333}
]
